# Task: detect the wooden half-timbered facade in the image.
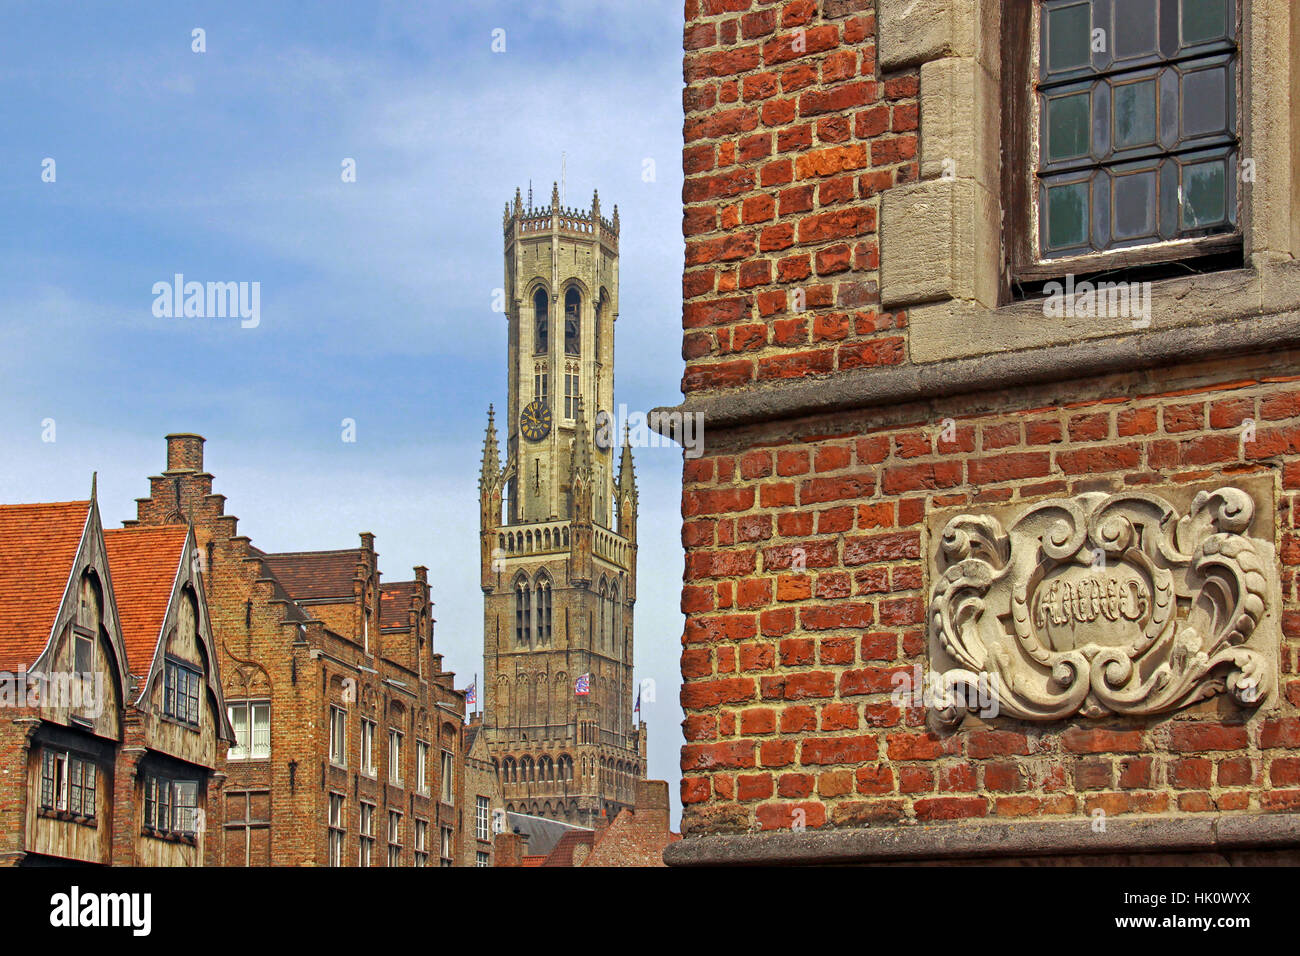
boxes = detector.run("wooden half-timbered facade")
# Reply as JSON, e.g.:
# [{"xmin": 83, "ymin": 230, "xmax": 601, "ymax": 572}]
[
  {"xmin": 103, "ymin": 524, "xmax": 235, "ymax": 865},
  {"xmin": 0, "ymin": 488, "xmax": 231, "ymax": 866}
]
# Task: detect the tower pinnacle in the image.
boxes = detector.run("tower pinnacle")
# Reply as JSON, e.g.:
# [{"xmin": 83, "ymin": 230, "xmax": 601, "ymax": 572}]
[{"xmin": 479, "ymin": 405, "xmax": 500, "ymax": 488}]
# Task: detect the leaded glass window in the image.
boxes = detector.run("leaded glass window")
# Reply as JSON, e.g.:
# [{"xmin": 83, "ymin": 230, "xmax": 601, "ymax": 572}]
[
  {"xmin": 164, "ymin": 658, "xmax": 201, "ymax": 726},
  {"xmin": 1037, "ymin": 0, "xmax": 1239, "ymax": 259}
]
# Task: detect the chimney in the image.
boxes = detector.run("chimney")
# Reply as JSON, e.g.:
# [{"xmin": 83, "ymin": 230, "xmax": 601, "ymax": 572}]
[
  {"xmin": 493, "ymin": 832, "xmax": 523, "ymax": 867},
  {"xmin": 635, "ymin": 779, "xmax": 671, "ymax": 829},
  {"xmin": 165, "ymin": 433, "xmax": 205, "ymax": 473}
]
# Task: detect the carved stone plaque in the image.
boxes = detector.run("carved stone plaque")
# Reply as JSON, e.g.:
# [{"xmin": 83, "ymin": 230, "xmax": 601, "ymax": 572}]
[{"xmin": 925, "ymin": 477, "xmax": 1279, "ymax": 727}]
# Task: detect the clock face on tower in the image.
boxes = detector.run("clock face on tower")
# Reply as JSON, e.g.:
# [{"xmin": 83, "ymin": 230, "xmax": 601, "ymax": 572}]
[{"xmin": 520, "ymin": 399, "xmax": 552, "ymax": 442}]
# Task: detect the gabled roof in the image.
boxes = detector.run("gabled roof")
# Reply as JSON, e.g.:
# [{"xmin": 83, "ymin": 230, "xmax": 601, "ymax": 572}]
[
  {"xmin": 102, "ymin": 526, "xmax": 188, "ymax": 677},
  {"xmin": 379, "ymin": 581, "xmax": 418, "ymax": 629},
  {"xmin": 0, "ymin": 501, "xmax": 90, "ymax": 670},
  {"xmin": 505, "ymin": 811, "xmax": 591, "ymax": 857},
  {"xmin": 464, "ymin": 724, "xmax": 481, "ymax": 751},
  {"xmin": 541, "ymin": 828, "xmax": 596, "ymax": 866},
  {"xmin": 260, "ymin": 549, "xmax": 362, "ymax": 601}
]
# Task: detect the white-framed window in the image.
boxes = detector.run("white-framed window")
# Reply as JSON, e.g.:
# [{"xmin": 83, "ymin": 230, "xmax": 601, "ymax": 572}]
[
  {"xmin": 227, "ymin": 700, "xmax": 270, "ymax": 760},
  {"xmin": 388, "ymin": 730, "xmax": 403, "ymax": 786},
  {"xmin": 475, "ymin": 796, "xmax": 490, "ymax": 842},
  {"xmin": 417, "ymin": 740, "xmax": 429, "ymax": 795},
  {"xmin": 387, "ymin": 811, "xmax": 402, "ymax": 867},
  {"xmin": 440, "ymin": 750, "xmax": 454, "ymax": 804},
  {"xmin": 329, "ymin": 706, "xmax": 347, "ymax": 767},
  {"xmin": 328, "ymin": 792, "xmax": 345, "ymax": 867},
  {"xmin": 413, "ymin": 818, "xmax": 429, "ymax": 867},
  {"xmin": 360, "ymin": 719, "xmax": 375, "ymax": 776},
  {"xmin": 476, "ymin": 851, "xmax": 491, "ymax": 867},
  {"xmin": 359, "ymin": 802, "xmax": 375, "ymax": 866},
  {"xmin": 440, "ymin": 826, "xmax": 454, "ymax": 867}
]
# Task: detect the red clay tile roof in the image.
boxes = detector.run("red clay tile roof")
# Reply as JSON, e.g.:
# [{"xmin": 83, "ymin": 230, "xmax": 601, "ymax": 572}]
[
  {"xmin": 379, "ymin": 581, "xmax": 417, "ymax": 629},
  {"xmin": 102, "ymin": 526, "xmax": 188, "ymax": 677},
  {"xmin": 520, "ymin": 856, "xmax": 546, "ymax": 867},
  {"xmin": 0, "ymin": 501, "xmax": 90, "ymax": 671},
  {"xmin": 541, "ymin": 829, "xmax": 597, "ymax": 866},
  {"xmin": 260, "ymin": 549, "xmax": 362, "ymax": 601}
]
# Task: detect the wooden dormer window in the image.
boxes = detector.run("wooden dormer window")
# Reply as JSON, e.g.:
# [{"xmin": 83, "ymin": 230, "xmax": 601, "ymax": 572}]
[
  {"xmin": 74, "ymin": 575, "xmax": 100, "ymax": 675},
  {"xmin": 164, "ymin": 658, "xmax": 202, "ymax": 727},
  {"xmin": 1005, "ymin": 0, "xmax": 1242, "ymax": 284}
]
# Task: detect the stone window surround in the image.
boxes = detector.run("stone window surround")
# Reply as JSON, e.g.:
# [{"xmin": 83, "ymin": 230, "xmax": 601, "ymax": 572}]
[
  {"xmin": 877, "ymin": 0, "xmax": 1300, "ymax": 364},
  {"xmin": 653, "ymin": 0, "xmax": 1300, "ymax": 433}
]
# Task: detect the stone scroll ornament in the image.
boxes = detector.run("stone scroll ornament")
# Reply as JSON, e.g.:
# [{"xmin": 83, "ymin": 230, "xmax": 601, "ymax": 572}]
[{"xmin": 927, "ymin": 488, "xmax": 1273, "ymax": 727}]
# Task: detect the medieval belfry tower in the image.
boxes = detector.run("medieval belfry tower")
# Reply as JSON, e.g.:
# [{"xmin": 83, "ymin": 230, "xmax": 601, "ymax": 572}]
[{"xmin": 478, "ymin": 182, "xmax": 646, "ymax": 827}]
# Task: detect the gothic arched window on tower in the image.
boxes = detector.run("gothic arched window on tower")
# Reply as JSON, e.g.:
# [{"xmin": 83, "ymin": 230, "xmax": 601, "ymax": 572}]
[
  {"xmin": 563, "ymin": 363, "xmax": 580, "ymax": 420},
  {"xmin": 515, "ymin": 576, "xmax": 531, "ymax": 646},
  {"xmin": 610, "ymin": 581, "xmax": 620, "ymax": 656},
  {"xmin": 597, "ymin": 578, "xmax": 607, "ymax": 647},
  {"xmin": 533, "ymin": 289, "xmax": 549, "ymax": 354},
  {"xmin": 535, "ymin": 575, "xmax": 552, "ymax": 645},
  {"xmin": 564, "ymin": 288, "xmax": 580, "ymax": 355},
  {"xmin": 594, "ymin": 296, "xmax": 602, "ymax": 362}
]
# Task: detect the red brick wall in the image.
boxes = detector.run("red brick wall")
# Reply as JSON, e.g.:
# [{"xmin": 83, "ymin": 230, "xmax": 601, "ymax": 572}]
[
  {"xmin": 673, "ymin": 0, "xmax": 1300, "ymax": 844},
  {"xmin": 677, "ymin": 369, "xmax": 1300, "ymax": 835},
  {"xmin": 681, "ymin": 0, "xmax": 910, "ymax": 396}
]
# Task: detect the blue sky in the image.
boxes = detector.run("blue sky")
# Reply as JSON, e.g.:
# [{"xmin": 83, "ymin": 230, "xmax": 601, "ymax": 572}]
[{"xmin": 0, "ymin": 0, "xmax": 687, "ymax": 824}]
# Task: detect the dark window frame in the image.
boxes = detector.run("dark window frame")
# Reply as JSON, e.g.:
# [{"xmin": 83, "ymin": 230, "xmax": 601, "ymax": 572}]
[
  {"xmin": 163, "ymin": 656, "xmax": 202, "ymax": 727},
  {"xmin": 40, "ymin": 747, "xmax": 97, "ymax": 822},
  {"xmin": 1002, "ymin": 0, "xmax": 1244, "ymax": 294},
  {"xmin": 142, "ymin": 772, "xmax": 199, "ymax": 840}
]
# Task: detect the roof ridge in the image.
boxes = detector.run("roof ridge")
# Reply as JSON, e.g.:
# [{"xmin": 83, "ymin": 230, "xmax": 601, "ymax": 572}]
[{"xmin": 262, "ymin": 547, "xmax": 364, "ymax": 558}]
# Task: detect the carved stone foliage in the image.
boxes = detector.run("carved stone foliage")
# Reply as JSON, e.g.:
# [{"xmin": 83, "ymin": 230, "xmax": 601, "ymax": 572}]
[{"xmin": 927, "ymin": 481, "xmax": 1278, "ymax": 728}]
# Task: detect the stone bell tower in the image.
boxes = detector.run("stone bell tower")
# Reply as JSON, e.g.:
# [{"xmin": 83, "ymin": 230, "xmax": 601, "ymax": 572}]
[{"xmin": 477, "ymin": 183, "xmax": 645, "ymax": 827}]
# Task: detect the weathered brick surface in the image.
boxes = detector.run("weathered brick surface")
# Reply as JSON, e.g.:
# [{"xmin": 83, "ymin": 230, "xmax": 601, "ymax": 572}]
[
  {"xmin": 680, "ymin": 1, "xmax": 913, "ymax": 392},
  {"xmin": 676, "ymin": 377, "xmax": 1300, "ymax": 835}
]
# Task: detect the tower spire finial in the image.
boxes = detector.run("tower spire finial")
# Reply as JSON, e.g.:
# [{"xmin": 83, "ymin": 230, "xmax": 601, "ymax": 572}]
[{"xmin": 479, "ymin": 405, "xmax": 501, "ymax": 489}]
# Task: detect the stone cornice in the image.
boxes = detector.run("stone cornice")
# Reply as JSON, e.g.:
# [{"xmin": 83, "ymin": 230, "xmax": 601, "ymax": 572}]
[
  {"xmin": 663, "ymin": 813, "xmax": 1300, "ymax": 866},
  {"xmin": 653, "ymin": 307, "xmax": 1300, "ymax": 434}
]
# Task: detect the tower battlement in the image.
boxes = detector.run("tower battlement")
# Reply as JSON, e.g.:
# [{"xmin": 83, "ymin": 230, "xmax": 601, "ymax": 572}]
[{"xmin": 503, "ymin": 182, "xmax": 619, "ymax": 249}]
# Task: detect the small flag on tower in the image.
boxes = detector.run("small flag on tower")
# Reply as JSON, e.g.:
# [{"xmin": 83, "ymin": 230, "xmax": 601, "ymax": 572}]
[
  {"xmin": 466, "ymin": 680, "xmax": 477, "ymax": 707},
  {"xmin": 575, "ymin": 673, "xmax": 590, "ymax": 696},
  {"xmin": 634, "ymin": 686, "xmax": 641, "ymax": 716}
]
